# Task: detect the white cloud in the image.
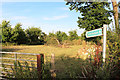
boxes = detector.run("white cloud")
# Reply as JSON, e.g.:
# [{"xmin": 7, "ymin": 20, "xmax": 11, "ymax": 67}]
[
  {"xmin": 43, "ymin": 15, "xmax": 68, "ymax": 20},
  {"xmin": 60, "ymin": 7, "xmax": 69, "ymax": 11},
  {"xmin": 10, "ymin": 16, "xmax": 28, "ymax": 20},
  {"xmin": 2, "ymin": 16, "xmax": 28, "ymax": 21}
]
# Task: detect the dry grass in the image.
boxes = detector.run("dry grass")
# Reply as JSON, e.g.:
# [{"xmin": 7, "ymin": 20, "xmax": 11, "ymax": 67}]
[{"xmin": 2, "ymin": 45, "xmax": 84, "ymax": 57}]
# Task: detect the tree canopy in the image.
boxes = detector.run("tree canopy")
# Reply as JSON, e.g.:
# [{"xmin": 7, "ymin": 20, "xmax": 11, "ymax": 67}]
[
  {"xmin": 10, "ymin": 23, "xmax": 27, "ymax": 44},
  {"xmin": 66, "ymin": 2, "xmax": 113, "ymax": 30},
  {"xmin": 68, "ymin": 30, "xmax": 78, "ymax": 41},
  {"xmin": 25, "ymin": 27, "xmax": 42, "ymax": 44},
  {"xmin": 66, "ymin": 2, "xmax": 113, "ymax": 42},
  {"xmin": 2, "ymin": 20, "xmax": 12, "ymax": 42}
]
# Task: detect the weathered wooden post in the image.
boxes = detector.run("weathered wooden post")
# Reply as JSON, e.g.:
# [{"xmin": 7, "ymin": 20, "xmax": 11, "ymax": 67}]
[
  {"xmin": 37, "ymin": 54, "xmax": 44, "ymax": 80},
  {"xmin": 50, "ymin": 53, "xmax": 56, "ymax": 80},
  {"xmin": 14, "ymin": 53, "xmax": 17, "ymax": 63}
]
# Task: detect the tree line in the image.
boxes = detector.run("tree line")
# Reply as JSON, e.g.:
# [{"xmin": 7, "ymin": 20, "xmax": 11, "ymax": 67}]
[{"xmin": 0, "ymin": 20, "xmax": 80, "ymax": 45}]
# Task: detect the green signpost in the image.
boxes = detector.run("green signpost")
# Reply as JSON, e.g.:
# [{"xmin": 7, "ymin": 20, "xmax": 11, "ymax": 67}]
[{"xmin": 86, "ymin": 28, "xmax": 102, "ymax": 38}]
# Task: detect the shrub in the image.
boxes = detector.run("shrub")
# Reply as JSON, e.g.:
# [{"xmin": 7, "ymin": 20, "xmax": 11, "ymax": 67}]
[{"xmin": 45, "ymin": 38, "xmax": 58, "ymax": 46}]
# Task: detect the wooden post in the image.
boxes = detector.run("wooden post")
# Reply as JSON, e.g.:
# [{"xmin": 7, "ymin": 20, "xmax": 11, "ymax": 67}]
[
  {"xmin": 14, "ymin": 53, "xmax": 17, "ymax": 64},
  {"xmin": 0, "ymin": 53, "xmax": 2, "ymax": 79},
  {"xmin": 50, "ymin": 53, "xmax": 56, "ymax": 80},
  {"xmin": 37, "ymin": 54, "xmax": 44, "ymax": 80}
]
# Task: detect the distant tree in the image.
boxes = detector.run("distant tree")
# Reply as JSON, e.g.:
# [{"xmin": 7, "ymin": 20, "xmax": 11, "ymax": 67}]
[
  {"xmin": 56, "ymin": 31, "xmax": 63, "ymax": 43},
  {"xmin": 68, "ymin": 30, "xmax": 78, "ymax": 41},
  {"xmin": 48, "ymin": 32, "xmax": 56, "ymax": 38},
  {"xmin": 2, "ymin": 20, "xmax": 12, "ymax": 43},
  {"xmin": 61, "ymin": 32, "xmax": 68, "ymax": 41},
  {"xmin": 39, "ymin": 32, "xmax": 47, "ymax": 44},
  {"xmin": 56, "ymin": 31, "xmax": 68, "ymax": 43},
  {"xmin": 25, "ymin": 27, "xmax": 42, "ymax": 44},
  {"xmin": 10, "ymin": 23, "xmax": 27, "ymax": 44}
]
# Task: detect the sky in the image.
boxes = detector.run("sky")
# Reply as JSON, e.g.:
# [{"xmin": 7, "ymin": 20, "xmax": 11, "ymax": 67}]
[{"xmin": 1, "ymin": 0, "xmax": 116, "ymax": 36}]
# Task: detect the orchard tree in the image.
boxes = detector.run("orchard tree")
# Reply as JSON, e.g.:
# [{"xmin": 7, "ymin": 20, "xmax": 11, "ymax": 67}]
[
  {"xmin": 2, "ymin": 20, "xmax": 12, "ymax": 42},
  {"xmin": 10, "ymin": 23, "xmax": 27, "ymax": 44},
  {"xmin": 48, "ymin": 32, "xmax": 56, "ymax": 38},
  {"xmin": 39, "ymin": 32, "xmax": 47, "ymax": 44},
  {"xmin": 47, "ymin": 31, "xmax": 68, "ymax": 45},
  {"xmin": 66, "ymin": 2, "xmax": 113, "ymax": 42},
  {"xmin": 56, "ymin": 31, "xmax": 68, "ymax": 43},
  {"xmin": 61, "ymin": 32, "xmax": 68, "ymax": 41},
  {"xmin": 25, "ymin": 27, "xmax": 42, "ymax": 44},
  {"xmin": 68, "ymin": 30, "xmax": 78, "ymax": 41},
  {"xmin": 56, "ymin": 31, "xmax": 63, "ymax": 43}
]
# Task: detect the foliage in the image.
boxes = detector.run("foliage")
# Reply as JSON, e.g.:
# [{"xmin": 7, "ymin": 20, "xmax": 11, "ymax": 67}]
[
  {"xmin": 66, "ymin": 2, "xmax": 113, "ymax": 30},
  {"xmin": 56, "ymin": 31, "xmax": 68, "ymax": 43},
  {"xmin": 45, "ymin": 32, "xmax": 58, "ymax": 46},
  {"xmin": 10, "ymin": 23, "xmax": 28, "ymax": 44},
  {"xmin": 45, "ymin": 38, "xmax": 59, "ymax": 46},
  {"xmin": 1, "ymin": 20, "xmax": 82, "ymax": 46},
  {"xmin": 68, "ymin": 30, "xmax": 79, "ymax": 41},
  {"xmin": 66, "ymin": 2, "xmax": 113, "ymax": 42},
  {"xmin": 25, "ymin": 27, "xmax": 44, "ymax": 45},
  {"xmin": 2, "ymin": 20, "xmax": 12, "ymax": 43},
  {"xmin": 107, "ymin": 26, "xmax": 120, "ymax": 65}
]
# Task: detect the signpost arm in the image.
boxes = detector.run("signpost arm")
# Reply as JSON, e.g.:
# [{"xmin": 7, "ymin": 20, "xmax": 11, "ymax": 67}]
[{"xmin": 103, "ymin": 24, "xmax": 107, "ymax": 62}]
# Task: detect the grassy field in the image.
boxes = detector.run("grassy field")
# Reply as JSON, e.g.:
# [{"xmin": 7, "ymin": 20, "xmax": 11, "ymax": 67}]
[
  {"xmin": 2, "ymin": 45, "xmax": 84, "ymax": 69},
  {"xmin": 2, "ymin": 45, "xmax": 88, "ymax": 78},
  {"xmin": 2, "ymin": 45, "xmax": 84, "ymax": 57},
  {"xmin": 2, "ymin": 45, "xmax": 119, "ymax": 79}
]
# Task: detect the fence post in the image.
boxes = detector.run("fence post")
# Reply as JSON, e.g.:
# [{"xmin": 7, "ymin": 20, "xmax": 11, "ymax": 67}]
[
  {"xmin": 50, "ymin": 53, "xmax": 56, "ymax": 80},
  {"xmin": 14, "ymin": 53, "xmax": 17, "ymax": 63},
  {"xmin": 0, "ymin": 53, "xmax": 2, "ymax": 79},
  {"xmin": 37, "ymin": 54, "xmax": 44, "ymax": 80}
]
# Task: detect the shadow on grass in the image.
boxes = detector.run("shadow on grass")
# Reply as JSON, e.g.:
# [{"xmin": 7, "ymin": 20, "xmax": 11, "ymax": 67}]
[
  {"xmin": 49, "ymin": 55, "xmax": 120, "ymax": 79},
  {"xmin": 2, "ymin": 48, "xmax": 22, "ymax": 52},
  {"xmin": 53, "ymin": 55, "xmax": 93, "ymax": 79}
]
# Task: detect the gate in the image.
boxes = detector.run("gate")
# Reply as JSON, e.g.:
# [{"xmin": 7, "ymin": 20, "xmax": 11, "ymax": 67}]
[{"xmin": 0, "ymin": 52, "xmax": 44, "ymax": 79}]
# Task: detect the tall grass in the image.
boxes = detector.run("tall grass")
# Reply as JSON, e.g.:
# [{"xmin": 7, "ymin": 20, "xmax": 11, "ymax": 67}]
[{"xmin": 3, "ymin": 61, "xmax": 51, "ymax": 79}]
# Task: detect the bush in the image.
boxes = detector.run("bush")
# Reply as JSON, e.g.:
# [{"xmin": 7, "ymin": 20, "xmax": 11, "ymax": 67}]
[
  {"xmin": 107, "ymin": 27, "xmax": 120, "ymax": 67},
  {"xmin": 45, "ymin": 38, "xmax": 58, "ymax": 46},
  {"xmin": 72, "ymin": 39, "xmax": 82, "ymax": 45},
  {"xmin": 2, "ymin": 42, "xmax": 17, "ymax": 46}
]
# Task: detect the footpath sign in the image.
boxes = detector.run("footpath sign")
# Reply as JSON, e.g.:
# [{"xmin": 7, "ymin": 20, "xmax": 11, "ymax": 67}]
[
  {"xmin": 86, "ymin": 28, "xmax": 102, "ymax": 38},
  {"xmin": 86, "ymin": 25, "xmax": 107, "ymax": 62}
]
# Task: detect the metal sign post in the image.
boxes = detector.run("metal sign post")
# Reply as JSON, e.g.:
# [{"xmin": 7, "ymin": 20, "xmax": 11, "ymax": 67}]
[{"xmin": 103, "ymin": 24, "xmax": 107, "ymax": 62}]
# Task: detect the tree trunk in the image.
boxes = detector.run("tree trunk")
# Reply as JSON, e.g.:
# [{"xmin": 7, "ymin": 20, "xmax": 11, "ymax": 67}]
[
  {"xmin": 111, "ymin": 0, "xmax": 118, "ymax": 29},
  {"xmin": 54, "ymin": 38, "xmax": 60, "ymax": 45}
]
